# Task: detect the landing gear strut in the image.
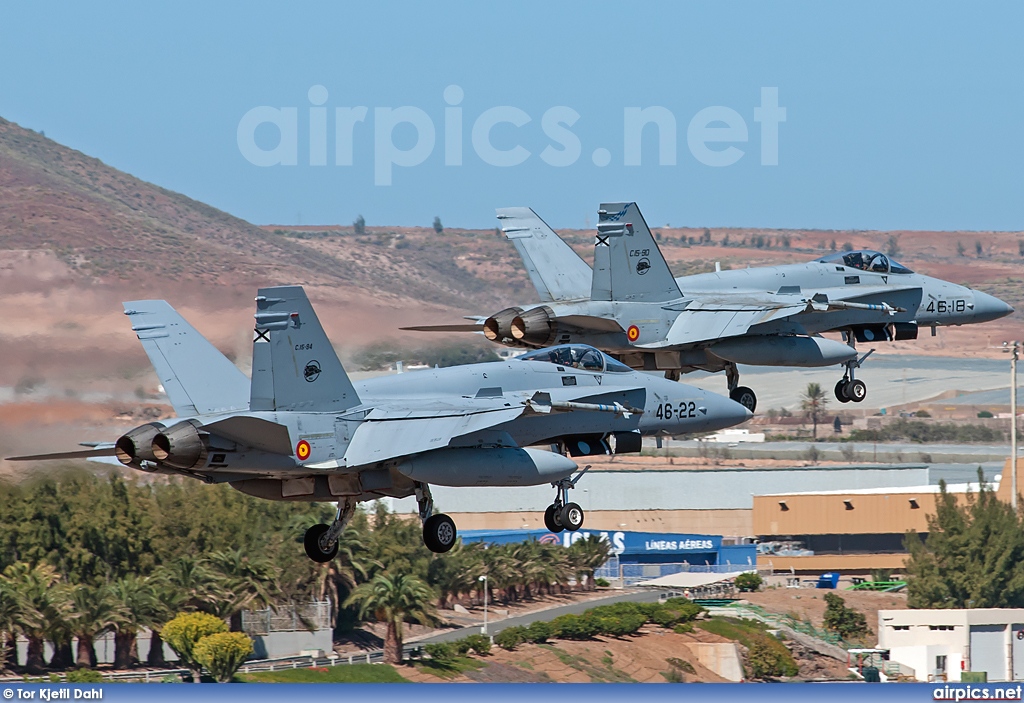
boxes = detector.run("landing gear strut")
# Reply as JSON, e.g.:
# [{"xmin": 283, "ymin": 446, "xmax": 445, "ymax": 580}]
[
  {"xmin": 416, "ymin": 482, "xmax": 457, "ymax": 553},
  {"xmin": 835, "ymin": 335, "xmax": 874, "ymax": 404},
  {"xmin": 304, "ymin": 498, "xmax": 356, "ymax": 563},
  {"xmin": 544, "ymin": 466, "xmax": 590, "ymax": 533},
  {"xmin": 725, "ymin": 362, "xmax": 757, "ymax": 413}
]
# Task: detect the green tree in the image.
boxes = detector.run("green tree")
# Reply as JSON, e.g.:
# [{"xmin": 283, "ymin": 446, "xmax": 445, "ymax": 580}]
[
  {"xmin": 193, "ymin": 631, "xmax": 253, "ymax": 683},
  {"xmin": 822, "ymin": 592, "xmax": 868, "ymax": 639},
  {"xmin": 68, "ymin": 584, "xmax": 122, "ymax": 668},
  {"xmin": 432, "ymin": 216, "xmax": 443, "ymax": 234},
  {"xmin": 345, "ymin": 572, "xmax": 437, "ymax": 663},
  {"xmin": 885, "ymin": 234, "xmax": 900, "ymax": 258},
  {"xmin": 353, "ymin": 215, "xmax": 366, "ymax": 235},
  {"xmin": 4, "ymin": 562, "xmax": 67, "ymax": 674},
  {"xmin": 162, "ymin": 612, "xmax": 229, "ymax": 683},
  {"xmin": 0, "ymin": 580, "xmax": 17, "ymax": 671},
  {"xmin": 800, "ymin": 382, "xmax": 829, "ymax": 439},
  {"xmin": 957, "ymin": 241, "xmax": 966, "ymax": 257},
  {"xmin": 109, "ymin": 575, "xmax": 159, "ymax": 669},
  {"xmin": 567, "ymin": 535, "xmax": 611, "ymax": 590},
  {"xmin": 735, "ymin": 572, "xmax": 763, "ymax": 592},
  {"xmin": 207, "ymin": 549, "xmax": 281, "ymax": 629},
  {"xmin": 905, "ymin": 477, "xmax": 1024, "ymax": 608}
]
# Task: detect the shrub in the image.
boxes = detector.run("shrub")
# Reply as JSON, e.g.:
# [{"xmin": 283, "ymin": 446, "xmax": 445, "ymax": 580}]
[
  {"xmin": 424, "ymin": 642, "xmax": 459, "ymax": 664},
  {"xmin": 162, "ymin": 612, "xmax": 229, "ymax": 682},
  {"xmin": 193, "ymin": 632, "xmax": 253, "ymax": 683},
  {"xmin": 525, "ymin": 620, "xmax": 552, "ymax": 643},
  {"xmin": 452, "ymin": 638, "xmax": 473, "ymax": 656},
  {"xmin": 463, "ymin": 634, "xmax": 491, "ymax": 656},
  {"xmin": 823, "ymin": 592, "xmax": 868, "ymax": 639},
  {"xmin": 551, "ymin": 613, "xmax": 601, "ymax": 640},
  {"xmin": 596, "ymin": 611, "xmax": 646, "ymax": 637},
  {"xmin": 595, "ymin": 578, "xmax": 610, "ymax": 587},
  {"xmin": 495, "ymin": 626, "xmax": 526, "ymax": 651},
  {"xmin": 978, "ymin": 411, "xmax": 994, "ymax": 419},
  {"xmin": 66, "ymin": 669, "xmax": 104, "ymax": 683},
  {"xmin": 735, "ymin": 572, "xmax": 764, "ymax": 592},
  {"xmin": 747, "ymin": 638, "xmax": 797, "ymax": 678}
]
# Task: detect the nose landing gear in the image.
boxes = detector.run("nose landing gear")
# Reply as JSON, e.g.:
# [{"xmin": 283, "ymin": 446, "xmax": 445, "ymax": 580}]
[
  {"xmin": 543, "ymin": 466, "xmax": 590, "ymax": 533},
  {"xmin": 835, "ymin": 340, "xmax": 874, "ymax": 404}
]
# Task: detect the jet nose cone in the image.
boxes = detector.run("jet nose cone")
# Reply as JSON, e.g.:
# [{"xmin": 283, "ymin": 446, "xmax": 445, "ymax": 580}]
[
  {"xmin": 703, "ymin": 393, "xmax": 753, "ymax": 432},
  {"xmin": 972, "ymin": 291, "xmax": 1014, "ymax": 323}
]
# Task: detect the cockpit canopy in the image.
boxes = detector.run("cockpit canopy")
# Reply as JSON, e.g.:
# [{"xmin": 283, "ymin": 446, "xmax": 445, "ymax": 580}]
[
  {"xmin": 817, "ymin": 250, "xmax": 913, "ymax": 274},
  {"xmin": 520, "ymin": 344, "xmax": 633, "ymax": 373}
]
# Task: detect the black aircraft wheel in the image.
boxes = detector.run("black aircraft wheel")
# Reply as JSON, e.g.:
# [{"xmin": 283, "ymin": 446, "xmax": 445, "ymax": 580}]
[
  {"xmin": 835, "ymin": 380, "xmax": 851, "ymax": 403},
  {"xmin": 544, "ymin": 504, "xmax": 564, "ymax": 533},
  {"xmin": 846, "ymin": 379, "xmax": 867, "ymax": 403},
  {"xmin": 423, "ymin": 514, "xmax": 457, "ymax": 553},
  {"xmin": 303, "ymin": 524, "xmax": 339, "ymax": 563},
  {"xmin": 729, "ymin": 386, "xmax": 757, "ymax": 413},
  {"xmin": 559, "ymin": 502, "xmax": 585, "ymax": 532}
]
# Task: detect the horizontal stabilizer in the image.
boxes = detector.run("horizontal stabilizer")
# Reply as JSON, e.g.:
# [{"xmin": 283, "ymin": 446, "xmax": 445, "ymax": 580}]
[
  {"xmin": 399, "ymin": 324, "xmax": 484, "ymax": 333},
  {"xmin": 7, "ymin": 447, "xmax": 117, "ymax": 462}
]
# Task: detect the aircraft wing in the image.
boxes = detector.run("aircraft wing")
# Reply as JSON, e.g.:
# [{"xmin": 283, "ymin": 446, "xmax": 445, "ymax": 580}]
[
  {"xmin": 644, "ymin": 300, "xmax": 807, "ymax": 347},
  {"xmin": 340, "ymin": 386, "xmax": 647, "ymax": 467},
  {"xmin": 640, "ymin": 284, "xmax": 921, "ymax": 348},
  {"xmin": 342, "ymin": 403, "xmax": 526, "ymax": 467}
]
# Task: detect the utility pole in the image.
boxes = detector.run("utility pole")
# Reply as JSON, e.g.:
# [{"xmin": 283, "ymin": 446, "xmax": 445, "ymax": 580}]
[{"xmin": 1005, "ymin": 341, "xmax": 1019, "ymax": 512}]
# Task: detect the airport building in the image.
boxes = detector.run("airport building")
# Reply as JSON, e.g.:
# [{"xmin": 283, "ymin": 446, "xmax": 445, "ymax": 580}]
[
  {"xmin": 878, "ymin": 608, "xmax": 1024, "ymax": 682},
  {"xmin": 460, "ymin": 528, "xmax": 756, "ymax": 568}
]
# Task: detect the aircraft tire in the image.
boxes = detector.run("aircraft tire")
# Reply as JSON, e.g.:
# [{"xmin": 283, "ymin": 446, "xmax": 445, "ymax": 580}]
[
  {"xmin": 847, "ymin": 379, "xmax": 867, "ymax": 403},
  {"xmin": 303, "ymin": 524, "xmax": 339, "ymax": 563},
  {"xmin": 835, "ymin": 380, "xmax": 851, "ymax": 403},
  {"xmin": 544, "ymin": 505, "xmax": 564, "ymax": 533},
  {"xmin": 559, "ymin": 502, "xmax": 584, "ymax": 532},
  {"xmin": 423, "ymin": 513, "xmax": 457, "ymax": 553},
  {"xmin": 730, "ymin": 386, "xmax": 757, "ymax": 413}
]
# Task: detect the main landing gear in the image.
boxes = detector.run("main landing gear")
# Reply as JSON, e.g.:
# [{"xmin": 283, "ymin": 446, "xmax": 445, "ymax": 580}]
[
  {"xmin": 304, "ymin": 498, "xmax": 356, "ymax": 563},
  {"xmin": 725, "ymin": 363, "xmax": 757, "ymax": 413},
  {"xmin": 543, "ymin": 466, "xmax": 590, "ymax": 534},
  {"xmin": 835, "ymin": 339, "xmax": 874, "ymax": 404},
  {"xmin": 416, "ymin": 482, "xmax": 458, "ymax": 553}
]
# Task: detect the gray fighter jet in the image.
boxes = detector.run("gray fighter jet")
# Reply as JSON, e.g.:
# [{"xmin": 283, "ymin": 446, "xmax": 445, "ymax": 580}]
[
  {"xmin": 9, "ymin": 286, "xmax": 750, "ymax": 561},
  {"xmin": 408, "ymin": 203, "xmax": 1013, "ymax": 412}
]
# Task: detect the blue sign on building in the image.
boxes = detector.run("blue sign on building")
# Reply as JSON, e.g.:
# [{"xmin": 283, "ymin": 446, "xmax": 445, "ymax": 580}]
[{"xmin": 459, "ymin": 528, "xmax": 754, "ymax": 566}]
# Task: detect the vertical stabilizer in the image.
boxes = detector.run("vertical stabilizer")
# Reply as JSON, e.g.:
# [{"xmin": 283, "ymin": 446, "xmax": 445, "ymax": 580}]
[
  {"xmin": 596, "ymin": 202, "xmax": 681, "ymax": 303},
  {"xmin": 496, "ymin": 207, "xmax": 592, "ymax": 302},
  {"xmin": 249, "ymin": 286, "xmax": 361, "ymax": 412}
]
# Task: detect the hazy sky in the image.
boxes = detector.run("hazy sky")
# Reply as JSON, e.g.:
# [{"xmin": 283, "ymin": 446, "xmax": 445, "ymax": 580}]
[{"xmin": 1, "ymin": 2, "xmax": 1021, "ymax": 231}]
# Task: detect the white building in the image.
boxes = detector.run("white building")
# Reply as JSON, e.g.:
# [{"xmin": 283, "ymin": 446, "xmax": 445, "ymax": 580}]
[{"xmin": 878, "ymin": 609, "xmax": 1024, "ymax": 682}]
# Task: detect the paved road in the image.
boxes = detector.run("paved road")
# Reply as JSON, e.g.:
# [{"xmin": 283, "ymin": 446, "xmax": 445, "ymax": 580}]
[{"xmin": 412, "ymin": 589, "xmax": 672, "ymax": 645}]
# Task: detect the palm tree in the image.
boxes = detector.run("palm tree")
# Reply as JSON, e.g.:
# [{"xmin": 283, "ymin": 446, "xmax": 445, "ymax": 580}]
[
  {"xmin": 0, "ymin": 580, "xmax": 19, "ymax": 672},
  {"xmin": 568, "ymin": 535, "xmax": 612, "ymax": 590},
  {"xmin": 109, "ymin": 575, "xmax": 159, "ymax": 669},
  {"xmin": 3, "ymin": 562, "xmax": 67, "ymax": 674},
  {"xmin": 145, "ymin": 577, "xmax": 187, "ymax": 667},
  {"xmin": 207, "ymin": 549, "xmax": 282, "ymax": 630},
  {"xmin": 155, "ymin": 555, "xmax": 222, "ymax": 613},
  {"xmin": 344, "ymin": 572, "xmax": 437, "ymax": 664},
  {"xmin": 801, "ymin": 382, "xmax": 829, "ymax": 440},
  {"xmin": 68, "ymin": 584, "xmax": 122, "ymax": 668}
]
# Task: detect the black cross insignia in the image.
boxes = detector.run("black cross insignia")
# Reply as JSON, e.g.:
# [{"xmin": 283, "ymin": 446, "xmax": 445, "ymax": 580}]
[
  {"xmin": 596, "ymin": 234, "xmax": 609, "ymax": 246},
  {"xmin": 254, "ymin": 328, "xmax": 270, "ymax": 342}
]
